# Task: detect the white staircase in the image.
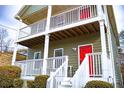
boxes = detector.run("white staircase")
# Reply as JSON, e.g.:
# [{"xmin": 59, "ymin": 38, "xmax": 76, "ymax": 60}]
[
  {"xmin": 70, "ymin": 52, "xmax": 103, "ymax": 88},
  {"xmin": 16, "ymin": 52, "xmax": 107, "ymax": 88},
  {"xmin": 46, "ymin": 56, "xmax": 68, "ymax": 88},
  {"xmin": 59, "ymin": 52, "xmax": 103, "ymax": 88},
  {"xmin": 47, "ymin": 52, "xmax": 105, "ymax": 88}
]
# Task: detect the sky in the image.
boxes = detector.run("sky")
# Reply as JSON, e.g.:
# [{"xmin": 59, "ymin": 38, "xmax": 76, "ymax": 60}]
[
  {"xmin": 113, "ymin": 5, "xmax": 124, "ymax": 33},
  {"xmin": 0, "ymin": 5, "xmax": 23, "ymax": 44},
  {"xmin": 0, "ymin": 5, "xmax": 124, "ymax": 46}
]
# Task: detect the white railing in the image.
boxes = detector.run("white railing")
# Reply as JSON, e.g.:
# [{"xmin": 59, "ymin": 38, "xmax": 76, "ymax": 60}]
[
  {"xmin": 18, "ymin": 5, "xmax": 98, "ymax": 39},
  {"xmin": 71, "ymin": 55, "xmax": 88, "ymax": 88},
  {"xmin": 46, "ymin": 56, "xmax": 67, "ymax": 75},
  {"xmin": 71, "ymin": 52, "xmax": 102, "ymax": 88},
  {"xmin": 50, "ymin": 5, "xmax": 97, "ymax": 29},
  {"xmin": 15, "ymin": 56, "xmax": 68, "ymax": 77},
  {"xmin": 47, "ymin": 56, "xmax": 68, "ymax": 88},
  {"xmin": 87, "ymin": 52, "xmax": 102, "ymax": 77},
  {"xmin": 18, "ymin": 19, "xmax": 46, "ymax": 39},
  {"xmin": 15, "ymin": 59, "xmax": 43, "ymax": 76}
]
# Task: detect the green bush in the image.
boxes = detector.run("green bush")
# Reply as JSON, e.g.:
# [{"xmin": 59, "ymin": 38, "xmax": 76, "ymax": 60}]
[
  {"xmin": 84, "ymin": 80, "xmax": 113, "ymax": 88},
  {"xmin": 0, "ymin": 65, "xmax": 21, "ymax": 88},
  {"xmin": 0, "ymin": 75, "xmax": 14, "ymax": 88},
  {"xmin": 34, "ymin": 75, "xmax": 49, "ymax": 88},
  {"xmin": 13, "ymin": 78, "xmax": 24, "ymax": 88},
  {"xmin": 27, "ymin": 80, "xmax": 35, "ymax": 88}
]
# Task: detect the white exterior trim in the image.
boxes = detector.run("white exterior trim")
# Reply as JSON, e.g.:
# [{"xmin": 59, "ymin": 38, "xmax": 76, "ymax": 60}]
[
  {"xmin": 99, "ymin": 20, "xmax": 109, "ymax": 81},
  {"xmin": 54, "ymin": 48, "xmax": 64, "ymax": 57},
  {"xmin": 33, "ymin": 51, "xmax": 41, "ymax": 70},
  {"xmin": 78, "ymin": 44, "xmax": 93, "ymax": 67},
  {"xmin": 104, "ymin": 6, "xmax": 117, "ymax": 87}
]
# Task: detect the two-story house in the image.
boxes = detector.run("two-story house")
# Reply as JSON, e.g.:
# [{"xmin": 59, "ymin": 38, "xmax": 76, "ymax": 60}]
[{"xmin": 12, "ymin": 5, "xmax": 122, "ymax": 88}]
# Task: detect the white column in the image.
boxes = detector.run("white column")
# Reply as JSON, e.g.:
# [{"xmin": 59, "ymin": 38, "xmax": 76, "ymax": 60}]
[
  {"xmin": 46, "ymin": 5, "xmax": 52, "ymax": 31},
  {"xmin": 99, "ymin": 20, "xmax": 108, "ymax": 80},
  {"xmin": 43, "ymin": 34, "xmax": 50, "ymax": 74},
  {"xmin": 42, "ymin": 5, "xmax": 52, "ymax": 74},
  {"xmin": 12, "ymin": 43, "xmax": 18, "ymax": 65},
  {"xmin": 97, "ymin": 5, "xmax": 103, "ymax": 17}
]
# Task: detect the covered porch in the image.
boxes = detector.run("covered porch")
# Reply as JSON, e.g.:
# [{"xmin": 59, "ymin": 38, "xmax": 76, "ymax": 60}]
[{"xmin": 14, "ymin": 20, "xmax": 110, "ymax": 81}]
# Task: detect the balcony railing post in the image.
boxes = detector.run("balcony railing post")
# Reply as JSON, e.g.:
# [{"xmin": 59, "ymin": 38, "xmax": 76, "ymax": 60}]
[{"xmin": 65, "ymin": 56, "xmax": 68, "ymax": 77}]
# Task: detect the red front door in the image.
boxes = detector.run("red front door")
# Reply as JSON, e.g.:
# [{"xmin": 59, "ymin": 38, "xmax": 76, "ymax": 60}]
[
  {"xmin": 79, "ymin": 45, "xmax": 93, "ymax": 76},
  {"xmin": 79, "ymin": 45, "xmax": 92, "ymax": 64}
]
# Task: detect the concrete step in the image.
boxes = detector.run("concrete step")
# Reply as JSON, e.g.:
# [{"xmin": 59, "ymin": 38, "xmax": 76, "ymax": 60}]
[
  {"xmin": 21, "ymin": 76, "xmax": 35, "ymax": 80},
  {"xmin": 62, "ymin": 77, "xmax": 72, "ymax": 82},
  {"xmin": 58, "ymin": 77, "xmax": 72, "ymax": 88}
]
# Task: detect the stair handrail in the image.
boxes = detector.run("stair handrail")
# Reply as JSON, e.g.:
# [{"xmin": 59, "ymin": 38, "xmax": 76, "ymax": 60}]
[
  {"xmin": 46, "ymin": 56, "xmax": 68, "ymax": 88},
  {"xmin": 71, "ymin": 55, "xmax": 89, "ymax": 88},
  {"xmin": 71, "ymin": 52, "xmax": 103, "ymax": 88}
]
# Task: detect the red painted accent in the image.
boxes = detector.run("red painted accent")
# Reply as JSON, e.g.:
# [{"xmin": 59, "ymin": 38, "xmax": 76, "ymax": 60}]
[
  {"xmin": 80, "ymin": 7, "xmax": 91, "ymax": 19},
  {"xmin": 88, "ymin": 55, "xmax": 94, "ymax": 77},
  {"xmin": 79, "ymin": 45, "xmax": 93, "ymax": 76}
]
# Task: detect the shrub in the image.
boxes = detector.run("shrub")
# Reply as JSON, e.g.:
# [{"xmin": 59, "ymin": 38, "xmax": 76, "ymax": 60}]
[
  {"xmin": 34, "ymin": 75, "xmax": 49, "ymax": 88},
  {"xmin": 0, "ymin": 65, "xmax": 21, "ymax": 88},
  {"xmin": 84, "ymin": 80, "xmax": 113, "ymax": 88},
  {"xmin": 27, "ymin": 80, "xmax": 35, "ymax": 88},
  {"xmin": 13, "ymin": 78, "xmax": 24, "ymax": 88},
  {"xmin": 0, "ymin": 75, "xmax": 14, "ymax": 88}
]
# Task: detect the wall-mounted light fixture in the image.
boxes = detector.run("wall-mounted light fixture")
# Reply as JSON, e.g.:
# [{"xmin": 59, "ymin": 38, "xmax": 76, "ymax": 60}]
[{"xmin": 72, "ymin": 48, "xmax": 77, "ymax": 51}]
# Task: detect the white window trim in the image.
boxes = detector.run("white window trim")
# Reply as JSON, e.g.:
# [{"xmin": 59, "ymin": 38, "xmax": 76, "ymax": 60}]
[
  {"xmin": 54, "ymin": 48, "xmax": 64, "ymax": 57},
  {"xmin": 34, "ymin": 51, "xmax": 41, "ymax": 59},
  {"xmin": 33, "ymin": 51, "xmax": 41, "ymax": 70}
]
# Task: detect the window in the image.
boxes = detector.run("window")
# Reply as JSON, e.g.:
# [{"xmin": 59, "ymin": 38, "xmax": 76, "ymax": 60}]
[
  {"xmin": 54, "ymin": 48, "xmax": 64, "ymax": 68},
  {"xmin": 54, "ymin": 48, "xmax": 64, "ymax": 57},
  {"xmin": 34, "ymin": 52, "xmax": 41, "ymax": 59},
  {"xmin": 34, "ymin": 52, "xmax": 41, "ymax": 69}
]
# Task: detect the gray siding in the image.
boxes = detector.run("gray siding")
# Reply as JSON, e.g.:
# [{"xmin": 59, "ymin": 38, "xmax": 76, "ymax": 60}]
[
  {"xmin": 28, "ymin": 43, "xmax": 44, "ymax": 59},
  {"xmin": 28, "ymin": 32, "xmax": 101, "ymax": 74},
  {"xmin": 110, "ymin": 28, "xmax": 122, "ymax": 87}
]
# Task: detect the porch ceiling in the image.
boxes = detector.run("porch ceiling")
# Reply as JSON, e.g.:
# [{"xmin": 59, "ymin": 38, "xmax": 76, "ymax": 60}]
[
  {"xmin": 18, "ymin": 35, "xmax": 45, "ymax": 48},
  {"xmin": 50, "ymin": 21, "xmax": 100, "ymax": 41},
  {"xmin": 19, "ymin": 5, "xmax": 80, "ymax": 25},
  {"xmin": 18, "ymin": 21, "xmax": 100, "ymax": 48},
  {"xmin": 21, "ymin": 7, "xmax": 48, "ymax": 25}
]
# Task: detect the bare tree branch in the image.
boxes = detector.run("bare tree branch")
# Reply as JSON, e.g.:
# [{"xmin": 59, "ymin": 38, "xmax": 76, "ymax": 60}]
[{"xmin": 0, "ymin": 27, "xmax": 13, "ymax": 52}]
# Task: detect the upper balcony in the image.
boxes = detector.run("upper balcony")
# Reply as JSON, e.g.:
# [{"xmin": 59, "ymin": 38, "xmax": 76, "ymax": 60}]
[{"xmin": 18, "ymin": 5, "xmax": 99, "ymax": 41}]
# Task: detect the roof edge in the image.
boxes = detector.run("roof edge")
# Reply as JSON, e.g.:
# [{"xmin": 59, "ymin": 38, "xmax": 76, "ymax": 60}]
[{"xmin": 15, "ymin": 5, "xmax": 30, "ymax": 20}]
